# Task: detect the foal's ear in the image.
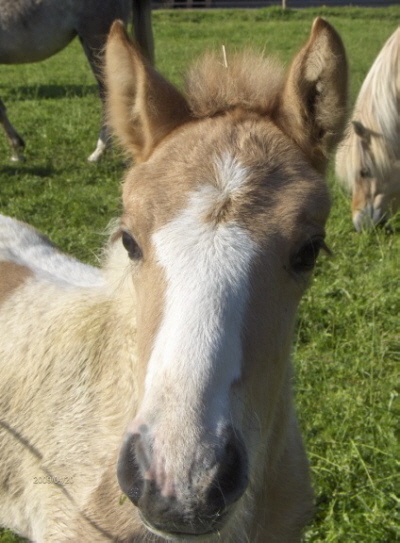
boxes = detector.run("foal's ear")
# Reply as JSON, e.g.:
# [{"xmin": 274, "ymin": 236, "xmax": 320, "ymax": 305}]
[
  {"xmin": 105, "ymin": 21, "xmax": 192, "ymax": 162},
  {"xmin": 276, "ymin": 17, "xmax": 348, "ymax": 172},
  {"xmin": 352, "ymin": 120, "xmax": 371, "ymax": 143}
]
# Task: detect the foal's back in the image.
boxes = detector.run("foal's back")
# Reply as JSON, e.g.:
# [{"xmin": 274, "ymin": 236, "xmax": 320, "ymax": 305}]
[{"xmin": 0, "ymin": 215, "xmax": 102, "ymax": 288}]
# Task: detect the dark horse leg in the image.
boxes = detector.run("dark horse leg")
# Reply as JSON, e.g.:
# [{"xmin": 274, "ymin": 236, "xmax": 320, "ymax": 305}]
[
  {"xmin": 80, "ymin": 0, "xmax": 154, "ymax": 162},
  {"xmin": 0, "ymin": 97, "xmax": 26, "ymax": 161},
  {"xmin": 79, "ymin": 31, "xmax": 112, "ymax": 164},
  {"xmin": 132, "ymin": 0, "xmax": 154, "ymax": 65}
]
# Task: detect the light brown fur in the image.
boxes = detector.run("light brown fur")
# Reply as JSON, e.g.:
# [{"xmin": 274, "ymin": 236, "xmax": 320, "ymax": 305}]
[
  {"xmin": 0, "ymin": 18, "xmax": 347, "ymax": 542},
  {"xmin": 0, "ymin": 261, "xmax": 32, "ymax": 304}
]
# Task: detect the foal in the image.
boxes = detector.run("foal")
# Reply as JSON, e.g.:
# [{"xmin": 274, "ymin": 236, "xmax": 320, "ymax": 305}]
[{"xmin": 0, "ymin": 18, "xmax": 347, "ymax": 542}]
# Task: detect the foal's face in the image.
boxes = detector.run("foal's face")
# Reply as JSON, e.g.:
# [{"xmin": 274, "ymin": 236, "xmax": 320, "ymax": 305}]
[
  {"xmin": 105, "ymin": 17, "xmax": 347, "ymax": 539},
  {"xmin": 118, "ymin": 115, "xmax": 330, "ymax": 538}
]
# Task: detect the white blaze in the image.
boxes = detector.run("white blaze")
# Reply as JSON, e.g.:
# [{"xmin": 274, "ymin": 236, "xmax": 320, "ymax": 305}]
[{"xmin": 143, "ymin": 156, "xmax": 257, "ymax": 424}]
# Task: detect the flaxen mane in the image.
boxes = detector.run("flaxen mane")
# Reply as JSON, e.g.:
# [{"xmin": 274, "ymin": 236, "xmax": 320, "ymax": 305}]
[{"xmin": 336, "ymin": 27, "xmax": 400, "ymax": 190}]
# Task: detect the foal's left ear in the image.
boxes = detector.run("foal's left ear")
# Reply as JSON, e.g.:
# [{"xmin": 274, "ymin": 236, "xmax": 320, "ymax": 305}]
[
  {"xmin": 276, "ymin": 17, "xmax": 348, "ymax": 173},
  {"xmin": 105, "ymin": 21, "xmax": 192, "ymax": 162}
]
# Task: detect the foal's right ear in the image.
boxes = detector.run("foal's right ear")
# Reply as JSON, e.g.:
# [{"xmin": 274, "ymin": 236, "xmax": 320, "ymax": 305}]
[{"xmin": 105, "ymin": 21, "xmax": 192, "ymax": 162}]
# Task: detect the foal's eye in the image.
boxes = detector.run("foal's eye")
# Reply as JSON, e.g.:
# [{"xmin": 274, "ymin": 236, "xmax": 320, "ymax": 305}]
[
  {"xmin": 291, "ymin": 238, "xmax": 326, "ymax": 274},
  {"xmin": 360, "ymin": 167, "xmax": 371, "ymax": 178},
  {"xmin": 121, "ymin": 231, "xmax": 142, "ymax": 260}
]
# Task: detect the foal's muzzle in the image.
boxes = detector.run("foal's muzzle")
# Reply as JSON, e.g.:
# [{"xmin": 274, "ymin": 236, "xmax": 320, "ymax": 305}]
[{"xmin": 117, "ymin": 425, "xmax": 248, "ymax": 538}]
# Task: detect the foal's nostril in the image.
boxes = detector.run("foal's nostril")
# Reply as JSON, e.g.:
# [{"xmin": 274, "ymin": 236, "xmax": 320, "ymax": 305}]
[
  {"xmin": 208, "ymin": 432, "xmax": 248, "ymax": 510},
  {"xmin": 117, "ymin": 432, "xmax": 148, "ymax": 505}
]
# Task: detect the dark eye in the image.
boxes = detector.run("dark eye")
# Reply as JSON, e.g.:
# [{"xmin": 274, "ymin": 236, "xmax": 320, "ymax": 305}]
[
  {"xmin": 360, "ymin": 167, "xmax": 371, "ymax": 178},
  {"xmin": 291, "ymin": 238, "xmax": 326, "ymax": 274},
  {"xmin": 122, "ymin": 231, "xmax": 142, "ymax": 260}
]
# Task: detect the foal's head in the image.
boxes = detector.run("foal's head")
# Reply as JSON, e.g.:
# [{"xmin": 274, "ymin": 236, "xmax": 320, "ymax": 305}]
[{"xmin": 105, "ymin": 19, "xmax": 347, "ymax": 540}]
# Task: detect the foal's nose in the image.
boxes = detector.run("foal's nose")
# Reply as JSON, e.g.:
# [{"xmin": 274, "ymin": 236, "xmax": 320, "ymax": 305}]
[{"xmin": 117, "ymin": 425, "xmax": 248, "ymax": 536}]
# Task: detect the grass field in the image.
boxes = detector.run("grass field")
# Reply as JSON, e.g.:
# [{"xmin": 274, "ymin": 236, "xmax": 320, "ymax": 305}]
[{"xmin": 0, "ymin": 6, "xmax": 399, "ymax": 542}]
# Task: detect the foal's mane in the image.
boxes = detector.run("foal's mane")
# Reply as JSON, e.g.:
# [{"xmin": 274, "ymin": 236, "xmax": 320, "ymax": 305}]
[
  {"xmin": 337, "ymin": 27, "xmax": 400, "ymax": 189},
  {"xmin": 184, "ymin": 50, "xmax": 285, "ymax": 118}
]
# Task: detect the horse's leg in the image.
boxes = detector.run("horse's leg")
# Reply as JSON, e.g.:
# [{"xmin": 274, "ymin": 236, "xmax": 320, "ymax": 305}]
[
  {"xmin": 132, "ymin": 0, "xmax": 155, "ymax": 65},
  {"xmin": 87, "ymin": 123, "xmax": 108, "ymax": 163},
  {"xmin": 77, "ymin": 34, "xmax": 111, "ymax": 163},
  {"xmin": 81, "ymin": 2, "xmax": 154, "ymax": 163},
  {"xmin": 0, "ymin": 97, "xmax": 25, "ymax": 162}
]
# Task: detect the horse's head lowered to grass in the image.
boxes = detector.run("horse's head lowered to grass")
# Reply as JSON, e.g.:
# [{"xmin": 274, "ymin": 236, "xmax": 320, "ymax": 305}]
[
  {"xmin": 105, "ymin": 18, "xmax": 347, "ymax": 540},
  {"xmin": 335, "ymin": 27, "xmax": 400, "ymax": 231}
]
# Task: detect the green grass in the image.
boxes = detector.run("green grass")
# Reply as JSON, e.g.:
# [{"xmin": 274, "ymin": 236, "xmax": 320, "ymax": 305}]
[{"xmin": 1, "ymin": 6, "xmax": 399, "ymax": 542}]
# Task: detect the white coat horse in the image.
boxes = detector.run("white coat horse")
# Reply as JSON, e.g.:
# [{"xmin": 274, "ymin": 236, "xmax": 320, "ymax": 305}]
[
  {"xmin": 336, "ymin": 27, "xmax": 400, "ymax": 231},
  {"xmin": 0, "ymin": 18, "xmax": 347, "ymax": 542},
  {"xmin": 0, "ymin": 0, "xmax": 153, "ymax": 162}
]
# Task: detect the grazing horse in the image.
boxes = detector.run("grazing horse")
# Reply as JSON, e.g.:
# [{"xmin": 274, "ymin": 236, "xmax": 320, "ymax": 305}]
[
  {"xmin": 0, "ymin": 0, "xmax": 153, "ymax": 163},
  {"xmin": 335, "ymin": 27, "xmax": 400, "ymax": 231},
  {"xmin": 0, "ymin": 18, "xmax": 347, "ymax": 542}
]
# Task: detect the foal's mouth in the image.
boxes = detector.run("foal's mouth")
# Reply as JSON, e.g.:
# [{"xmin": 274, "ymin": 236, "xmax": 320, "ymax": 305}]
[{"xmin": 139, "ymin": 510, "xmax": 229, "ymax": 541}]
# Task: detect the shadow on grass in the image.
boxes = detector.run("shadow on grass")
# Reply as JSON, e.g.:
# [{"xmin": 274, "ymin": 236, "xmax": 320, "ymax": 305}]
[
  {"xmin": 0, "ymin": 84, "xmax": 98, "ymax": 101},
  {"xmin": 0, "ymin": 164, "xmax": 56, "ymax": 178}
]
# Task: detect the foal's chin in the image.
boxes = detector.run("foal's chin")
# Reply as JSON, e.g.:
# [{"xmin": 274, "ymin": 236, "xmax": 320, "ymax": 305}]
[{"xmin": 139, "ymin": 510, "xmax": 231, "ymax": 541}]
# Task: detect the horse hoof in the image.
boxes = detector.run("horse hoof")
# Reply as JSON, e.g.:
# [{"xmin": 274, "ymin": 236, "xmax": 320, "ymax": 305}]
[
  {"xmin": 87, "ymin": 151, "xmax": 101, "ymax": 163},
  {"xmin": 87, "ymin": 137, "xmax": 108, "ymax": 163},
  {"xmin": 10, "ymin": 153, "xmax": 26, "ymax": 163}
]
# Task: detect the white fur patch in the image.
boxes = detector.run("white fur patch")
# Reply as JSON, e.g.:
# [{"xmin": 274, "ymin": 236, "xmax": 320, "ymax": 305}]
[
  {"xmin": 214, "ymin": 152, "xmax": 250, "ymax": 194},
  {"xmin": 144, "ymin": 156, "xmax": 256, "ymax": 425},
  {"xmin": 0, "ymin": 215, "xmax": 103, "ymax": 288}
]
